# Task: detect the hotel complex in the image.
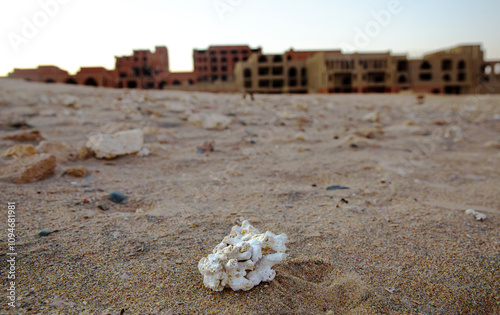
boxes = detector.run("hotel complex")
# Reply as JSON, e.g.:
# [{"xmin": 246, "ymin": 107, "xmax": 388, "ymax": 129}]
[{"xmin": 7, "ymin": 44, "xmax": 500, "ymax": 94}]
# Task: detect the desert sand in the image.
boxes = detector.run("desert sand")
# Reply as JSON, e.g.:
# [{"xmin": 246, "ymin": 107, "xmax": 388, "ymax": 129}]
[{"xmin": 0, "ymin": 78, "xmax": 499, "ymax": 314}]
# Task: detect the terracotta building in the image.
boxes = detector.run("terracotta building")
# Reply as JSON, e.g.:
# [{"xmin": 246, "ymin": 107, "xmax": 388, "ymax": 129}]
[
  {"xmin": 8, "ymin": 65, "xmax": 70, "ymax": 84},
  {"xmin": 193, "ymin": 45, "xmax": 261, "ymax": 83}
]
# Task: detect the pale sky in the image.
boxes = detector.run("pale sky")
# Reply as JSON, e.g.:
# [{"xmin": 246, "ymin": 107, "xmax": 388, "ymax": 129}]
[{"xmin": 1, "ymin": 0, "xmax": 500, "ymax": 76}]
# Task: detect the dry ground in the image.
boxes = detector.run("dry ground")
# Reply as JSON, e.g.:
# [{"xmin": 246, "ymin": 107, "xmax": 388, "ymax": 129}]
[{"xmin": 0, "ymin": 79, "xmax": 499, "ymax": 314}]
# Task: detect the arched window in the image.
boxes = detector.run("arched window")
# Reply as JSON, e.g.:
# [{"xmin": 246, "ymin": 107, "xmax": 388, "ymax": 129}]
[
  {"xmin": 45, "ymin": 78, "xmax": 55, "ymax": 83},
  {"xmin": 288, "ymin": 67, "xmax": 297, "ymax": 77},
  {"xmin": 420, "ymin": 61, "xmax": 431, "ymax": 70},
  {"xmin": 398, "ymin": 75, "xmax": 407, "ymax": 83},
  {"xmin": 65, "ymin": 78, "xmax": 77, "ymax": 84},
  {"xmin": 172, "ymin": 80, "xmax": 181, "ymax": 86}
]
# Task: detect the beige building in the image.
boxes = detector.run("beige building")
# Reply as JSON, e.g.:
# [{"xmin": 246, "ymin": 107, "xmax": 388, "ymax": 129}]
[{"xmin": 235, "ymin": 44, "xmax": 500, "ymax": 95}]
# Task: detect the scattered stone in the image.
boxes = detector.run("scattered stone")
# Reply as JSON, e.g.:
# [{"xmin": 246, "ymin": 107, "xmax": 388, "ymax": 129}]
[
  {"xmin": 326, "ymin": 185, "xmax": 349, "ymax": 191},
  {"xmin": 59, "ymin": 95, "xmax": 79, "ymax": 107},
  {"xmin": 86, "ymin": 129, "xmax": 144, "ymax": 159},
  {"xmin": 294, "ymin": 132, "xmax": 308, "ymax": 141},
  {"xmin": 342, "ymin": 135, "xmax": 377, "ymax": 148},
  {"xmin": 0, "ymin": 154, "xmax": 56, "ymax": 184},
  {"xmin": 362, "ymin": 111, "xmax": 380, "ymax": 123},
  {"xmin": 137, "ymin": 147, "xmax": 150, "ymax": 157},
  {"xmin": 39, "ymin": 230, "xmax": 52, "ymax": 237},
  {"xmin": 2, "ymin": 129, "xmax": 44, "ymax": 142},
  {"xmin": 2, "ymin": 144, "xmax": 38, "ymax": 158},
  {"xmin": 403, "ymin": 120, "xmax": 419, "ymax": 126},
  {"xmin": 36, "ymin": 140, "xmax": 74, "ymax": 162},
  {"xmin": 416, "ymin": 94, "xmax": 425, "ymax": 104},
  {"xmin": 202, "ymin": 113, "xmax": 232, "ymax": 130},
  {"xmin": 79, "ymin": 146, "xmax": 92, "ymax": 160},
  {"xmin": 65, "ymin": 166, "xmax": 88, "ymax": 178},
  {"xmin": 465, "ymin": 209, "xmax": 486, "ymax": 221},
  {"xmin": 197, "ymin": 141, "xmax": 215, "ymax": 153},
  {"xmin": 98, "ymin": 203, "xmax": 109, "ymax": 211},
  {"xmin": 483, "ymin": 140, "xmax": 500, "ymax": 149},
  {"xmin": 109, "ymin": 191, "xmax": 127, "ymax": 204},
  {"xmin": 355, "ymin": 128, "xmax": 383, "ymax": 139}
]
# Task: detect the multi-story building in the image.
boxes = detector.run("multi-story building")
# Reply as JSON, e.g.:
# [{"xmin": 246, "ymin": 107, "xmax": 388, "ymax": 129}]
[
  {"xmin": 235, "ymin": 44, "xmax": 500, "ymax": 95},
  {"xmin": 193, "ymin": 45, "xmax": 261, "ymax": 83},
  {"xmin": 234, "ymin": 49, "xmax": 340, "ymax": 94}
]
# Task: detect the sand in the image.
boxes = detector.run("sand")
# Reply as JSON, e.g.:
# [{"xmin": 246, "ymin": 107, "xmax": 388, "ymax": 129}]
[{"xmin": 0, "ymin": 78, "xmax": 499, "ymax": 314}]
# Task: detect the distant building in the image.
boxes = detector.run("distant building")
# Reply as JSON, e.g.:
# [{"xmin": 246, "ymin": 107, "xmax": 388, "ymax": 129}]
[
  {"xmin": 6, "ymin": 44, "xmax": 500, "ymax": 94},
  {"xmin": 193, "ymin": 45, "xmax": 261, "ymax": 83},
  {"xmin": 235, "ymin": 44, "xmax": 500, "ymax": 94}
]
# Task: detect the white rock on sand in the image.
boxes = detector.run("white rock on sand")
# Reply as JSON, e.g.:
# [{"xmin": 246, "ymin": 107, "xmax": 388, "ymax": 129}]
[{"xmin": 86, "ymin": 129, "xmax": 144, "ymax": 159}]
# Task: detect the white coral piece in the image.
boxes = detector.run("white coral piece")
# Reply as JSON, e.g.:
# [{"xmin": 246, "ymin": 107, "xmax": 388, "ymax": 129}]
[
  {"xmin": 198, "ymin": 220, "xmax": 288, "ymax": 291},
  {"xmin": 465, "ymin": 209, "xmax": 487, "ymax": 221}
]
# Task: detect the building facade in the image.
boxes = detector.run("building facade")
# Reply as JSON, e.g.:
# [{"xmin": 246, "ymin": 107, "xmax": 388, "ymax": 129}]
[
  {"xmin": 6, "ymin": 44, "xmax": 500, "ymax": 94},
  {"xmin": 193, "ymin": 45, "xmax": 261, "ymax": 83}
]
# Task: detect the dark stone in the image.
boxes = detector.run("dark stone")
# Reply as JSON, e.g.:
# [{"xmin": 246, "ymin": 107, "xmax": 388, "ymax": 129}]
[
  {"xmin": 109, "ymin": 191, "xmax": 127, "ymax": 204},
  {"xmin": 326, "ymin": 185, "xmax": 349, "ymax": 191},
  {"xmin": 98, "ymin": 203, "xmax": 110, "ymax": 211},
  {"xmin": 312, "ymin": 184, "xmax": 317, "ymax": 187},
  {"xmin": 39, "ymin": 230, "xmax": 51, "ymax": 237}
]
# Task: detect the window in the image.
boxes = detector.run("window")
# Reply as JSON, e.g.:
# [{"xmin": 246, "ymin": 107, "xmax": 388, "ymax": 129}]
[
  {"xmin": 301, "ymin": 68, "xmax": 307, "ymax": 77},
  {"xmin": 119, "ymin": 72, "xmax": 127, "ymax": 78},
  {"xmin": 272, "ymin": 79, "xmax": 284, "ymax": 88},
  {"xmin": 231, "ymin": 50, "xmax": 238, "ymax": 54},
  {"xmin": 221, "ymin": 57, "xmax": 227, "ymax": 62},
  {"xmin": 258, "ymin": 55, "xmax": 267, "ymax": 63},
  {"xmin": 273, "ymin": 55, "xmax": 283, "ymax": 62},
  {"xmin": 145, "ymin": 82, "xmax": 155, "ymax": 89},
  {"xmin": 143, "ymin": 67, "xmax": 153, "ymax": 77},
  {"xmin": 244, "ymin": 81, "xmax": 252, "ymax": 88},
  {"xmin": 212, "ymin": 66, "xmax": 218, "ymax": 72},
  {"xmin": 244, "ymin": 69, "xmax": 252, "ymax": 78},
  {"xmin": 221, "ymin": 75, "xmax": 227, "ymax": 81},
  {"xmin": 233, "ymin": 57, "xmax": 239, "ymax": 62},
  {"xmin": 288, "ymin": 67, "xmax": 297, "ymax": 77},
  {"xmin": 289, "ymin": 79, "xmax": 297, "ymax": 87},
  {"xmin": 442, "ymin": 59, "xmax": 452, "ymax": 71},
  {"xmin": 243, "ymin": 57, "xmax": 248, "ymax": 61},
  {"xmin": 419, "ymin": 73, "xmax": 432, "ymax": 81},
  {"xmin": 272, "ymin": 67, "xmax": 283, "ymax": 75},
  {"xmin": 443, "ymin": 74, "xmax": 451, "ymax": 82},
  {"xmin": 188, "ymin": 79, "xmax": 194, "ymax": 85},
  {"xmin": 458, "ymin": 60, "xmax": 466, "ymax": 69},
  {"xmin": 457, "ymin": 73, "xmax": 466, "ymax": 81},
  {"xmin": 133, "ymin": 67, "xmax": 141, "ymax": 77},
  {"xmin": 220, "ymin": 50, "xmax": 227, "ymax": 55},
  {"xmin": 397, "ymin": 75, "xmax": 407, "ymax": 83},
  {"xmin": 172, "ymin": 80, "xmax": 181, "ymax": 85},
  {"xmin": 211, "ymin": 75, "xmax": 218, "ymax": 81},
  {"xmin": 211, "ymin": 58, "xmax": 217, "ymax": 63},
  {"xmin": 221, "ymin": 66, "xmax": 227, "ymax": 71},
  {"xmin": 258, "ymin": 80, "xmax": 270, "ymax": 87},
  {"xmin": 258, "ymin": 67, "xmax": 269, "ymax": 75},
  {"xmin": 420, "ymin": 61, "xmax": 431, "ymax": 70},
  {"xmin": 209, "ymin": 51, "xmax": 216, "ymax": 55},
  {"xmin": 397, "ymin": 60, "xmax": 408, "ymax": 71}
]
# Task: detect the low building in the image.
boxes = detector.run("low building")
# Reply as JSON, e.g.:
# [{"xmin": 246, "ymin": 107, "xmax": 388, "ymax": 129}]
[{"xmin": 8, "ymin": 65, "xmax": 70, "ymax": 83}]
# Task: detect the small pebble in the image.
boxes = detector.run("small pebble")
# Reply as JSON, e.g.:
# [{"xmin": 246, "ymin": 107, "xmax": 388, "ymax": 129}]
[
  {"xmin": 39, "ymin": 230, "xmax": 52, "ymax": 237},
  {"xmin": 98, "ymin": 203, "xmax": 109, "ymax": 211},
  {"xmin": 326, "ymin": 185, "xmax": 349, "ymax": 191},
  {"xmin": 109, "ymin": 191, "xmax": 127, "ymax": 204}
]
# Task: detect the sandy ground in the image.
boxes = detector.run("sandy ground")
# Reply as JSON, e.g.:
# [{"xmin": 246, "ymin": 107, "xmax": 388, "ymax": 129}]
[{"xmin": 0, "ymin": 78, "xmax": 499, "ymax": 314}]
